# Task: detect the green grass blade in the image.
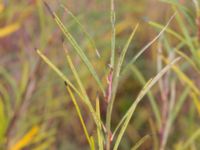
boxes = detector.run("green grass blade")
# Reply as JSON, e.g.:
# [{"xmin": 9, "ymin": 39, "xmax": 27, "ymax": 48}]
[
  {"xmin": 171, "ymin": 87, "xmax": 190, "ymax": 123},
  {"xmin": 161, "ymin": 0, "xmax": 190, "ymax": 14},
  {"xmin": 122, "ymin": 13, "xmax": 176, "ymax": 75},
  {"xmin": 55, "ymin": 15, "xmax": 105, "ymax": 94},
  {"xmin": 43, "ymin": 3, "xmax": 105, "ymax": 95},
  {"xmin": 131, "ymin": 135, "xmax": 150, "ymax": 150},
  {"xmin": 162, "ymin": 56, "xmax": 200, "ymax": 96},
  {"xmin": 148, "ymin": 21, "xmax": 186, "ymax": 44},
  {"xmin": 37, "ymin": 0, "xmax": 47, "ymax": 49},
  {"xmin": 161, "ymin": 0, "xmax": 195, "ymax": 29},
  {"xmin": 110, "ymin": 0, "xmax": 116, "ymax": 68},
  {"xmin": 175, "ymin": 49, "xmax": 200, "ymax": 75},
  {"xmin": 36, "ymin": 49, "xmax": 83, "ymax": 99},
  {"xmin": 113, "ymin": 57, "xmax": 180, "ymax": 150},
  {"xmin": 117, "ymin": 24, "xmax": 139, "ymax": 77},
  {"xmin": 65, "ymin": 84, "xmax": 93, "ymax": 149},
  {"xmin": 182, "ymin": 128, "xmax": 200, "ymax": 150},
  {"xmin": 130, "ymin": 65, "xmax": 161, "ymax": 128},
  {"xmin": 90, "ymin": 136, "xmax": 96, "ymax": 150},
  {"xmin": 19, "ymin": 61, "xmax": 29, "ymax": 96},
  {"xmin": 64, "ymin": 44, "xmax": 90, "ymax": 101},
  {"xmin": 112, "ymin": 79, "xmax": 153, "ymax": 144},
  {"xmin": 0, "ymin": 97, "xmax": 8, "ymax": 144},
  {"xmin": 96, "ymin": 97, "xmax": 104, "ymax": 150},
  {"xmin": 173, "ymin": 7, "xmax": 196, "ymax": 54},
  {"xmin": 0, "ymin": 67, "xmax": 20, "ymax": 105},
  {"xmin": 149, "ymin": 119, "xmax": 159, "ymax": 150},
  {"xmin": 44, "ymin": 2, "xmax": 104, "ymax": 94},
  {"xmin": 63, "ymin": 44, "xmax": 90, "ymax": 103},
  {"xmin": 61, "ymin": 5, "xmax": 100, "ymax": 57},
  {"xmin": 105, "ymin": 24, "xmax": 139, "ymax": 149},
  {"xmin": 0, "ymin": 84, "xmax": 10, "ymax": 115},
  {"xmin": 63, "ymin": 45, "xmax": 101, "ymax": 128}
]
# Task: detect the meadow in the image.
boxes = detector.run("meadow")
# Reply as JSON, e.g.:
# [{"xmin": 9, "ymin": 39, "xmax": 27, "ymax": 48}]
[{"xmin": 0, "ymin": 0, "xmax": 200, "ymax": 149}]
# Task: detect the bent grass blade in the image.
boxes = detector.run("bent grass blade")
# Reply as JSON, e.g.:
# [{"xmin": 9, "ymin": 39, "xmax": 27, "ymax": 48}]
[{"xmin": 113, "ymin": 57, "xmax": 180, "ymax": 150}]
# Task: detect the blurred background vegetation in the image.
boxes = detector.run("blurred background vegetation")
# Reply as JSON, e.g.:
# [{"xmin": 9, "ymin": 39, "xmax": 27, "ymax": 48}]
[{"xmin": 1, "ymin": 0, "xmax": 200, "ymax": 149}]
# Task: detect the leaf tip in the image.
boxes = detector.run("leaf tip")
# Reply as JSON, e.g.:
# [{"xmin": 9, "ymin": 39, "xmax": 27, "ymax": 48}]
[
  {"xmin": 43, "ymin": 1, "xmax": 55, "ymax": 19},
  {"xmin": 64, "ymin": 81, "xmax": 68, "ymax": 86}
]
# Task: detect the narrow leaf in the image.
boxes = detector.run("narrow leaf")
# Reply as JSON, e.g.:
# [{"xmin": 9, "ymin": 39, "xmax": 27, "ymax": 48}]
[
  {"xmin": 0, "ymin": 22, "xmax": 20, "ymax": 38},
  {"xmin": 122, "ymin": 13, "xmax": 176, "ymax": 75},
  {"xmin": 117, "ymin": 24, "xmax": 139, "ymax": 77},
  {"xmin": 43, "ymin": 2, "xmax": 105, "ymax": 95},
  {"xmin": 113, "ymin": 57, "xmax": 180, "ymax": 150},
  {"xmin": 10, "ymin": 126, "xmax": 40, "ymax": 150},
  {"xmin": 182, "ymin": 128, "xmax": 200, "ymax": 150},
  {"xmin": 110, "ymin": 0, "xmax": 116, "ymax": 68},
  {"xmin": 131, "ymin": 135, "xmax": 150, "ymax": 150},
  {"xmin": 63, "ymin": 45, "xmax": 101, "ymax": 128},
  {"xmin": 96, "ymin": 96, "xmax": 104, "ymax": 150},
  {"xmin": 65, "ymin": 84, "xmax": 92, "ymax": 149},
  {"xmin": 61, "ymin": 5, "xmax": 100, "ymax": 57},
  {"xmin": 130, "ymin": 65, "xmax": 161, "ymax": 128},
  {"xmin": 36, "ymin": 49, "xmax": 83, "ymax": 99}
]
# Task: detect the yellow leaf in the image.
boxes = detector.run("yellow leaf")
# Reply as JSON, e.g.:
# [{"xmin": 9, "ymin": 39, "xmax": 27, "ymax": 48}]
[
  {"xmin": 0, "ymin": 23, "xmax": 20, "ymax": 38},
  {"xmin": 10, "ymin": 126, "xmax": 40, "ymax": 150}
]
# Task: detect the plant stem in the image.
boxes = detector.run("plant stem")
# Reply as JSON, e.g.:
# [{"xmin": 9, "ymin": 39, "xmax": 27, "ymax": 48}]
[
  {"xmin": 110, "ymin": 0, "xmax": 115, "ymax": 68},
  {"xmin": 106, "ymin": 0, "xmax": 116, "ymax": 149}
]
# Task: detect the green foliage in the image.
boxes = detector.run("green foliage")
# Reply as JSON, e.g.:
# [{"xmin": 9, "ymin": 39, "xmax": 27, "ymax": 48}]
[{"xmin": 1, "ymin": 0, "xmax": 200, "ymax": 149}]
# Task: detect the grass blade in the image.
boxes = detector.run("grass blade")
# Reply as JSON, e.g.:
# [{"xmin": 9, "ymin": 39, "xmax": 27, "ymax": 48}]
[
  {"xmin": 90, "ymin": 136, "xmax": 96, "ymax": 150},
  {"xmin": 175, "ymin": 49, "xmax": 200, "ymax": 75},
  {"xmin": 43, "ymin": 2, "xmax": 105, "ymax": 95},
  {"xmin": 113, "ymin": 57, "xmax": 180, "ymax": 150},
  {"xmin": 96, "ymin": 97, "xmax": 104, "ymax": 150},
  {"xmin": 0, "ymin": 67, "xmax": 20, "ymax": 105},
  {"xmin": 161, "ymin": 0, "xmax": 195, "ymax": 29},
  {"xmin": 182, "ymin": 128, "xmax": 200, "ymax": 150},
  {"xmin": 63, "ymin": 45, "xmax": 101, "ymax": 128},
  {"xmin": 122, "ymin": 13, "xmax": 176, "ymax": 75},
  {"xmin": 0, "ymin": 97, "xmax": 7, "ymax": 144},
  {"xmin": 36, "ymin": 49, "xmax": 83, "ymax": 99},
  {"xmin": 0, "ymin": 84, "xmax": 11, "ymax": 115},
  {"xmin": 105, "ymin": 23, "xmax": 139, "ymax": 149},
  {"xmin": 162, "ymin": 56, "xmax": 200, "ymax": 96},
  {"xmin": 172, "ymin": 7, "xmax": 196, "ymax": 55},
  {"xmin": 130, "ymin": 65, "xmax": 161, "ymax": 128},
  {"xmin": 131, "ymin": 135, "xmax": 150, "ymax": 150},
  {"xmin": 65, "ymin": 83, "xmax": 93, "ymax": 149},
  {"xmin": 63, "ymin": 44, "xmax": 90, "ymax": 102},
  {"xmin": 61, "ymin": 5, "xmax": 100, "ymax": 57},
  {"xmin": 148, "ymin": 21, "xmax": 186, "ymax": 44},
  {"xmin": 171, "ymin": 87, "xmax": 190, "ymax": 123},
  {"xmin": 10, "ymin": 126, "xmax": 40, "ymax": 150},
  {"xmin": 190, "ymin": 92, "xmax": 200, "ymax": 116},
  {"xmin": 19, "ymin": 62, "xmax": 29, "ymax": 96},
  {"xmin": 117, "ymin": 24, "xmax": 139, "ymax": 77},
  {"xmin": 0, "ymin": 22, "xmax": 20, "ymax": 38},
  {"xmin": 110, "ymin": 0, "xmax": 116, "ymax": 68}
]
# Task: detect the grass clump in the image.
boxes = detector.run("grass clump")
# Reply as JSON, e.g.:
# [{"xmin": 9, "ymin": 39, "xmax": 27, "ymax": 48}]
[{"xmin": 36, "ymin": 1, "xmax": 180, "ymax": 149}]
